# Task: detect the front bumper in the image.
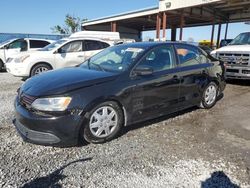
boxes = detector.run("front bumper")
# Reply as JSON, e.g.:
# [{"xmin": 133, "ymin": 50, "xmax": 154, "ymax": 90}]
[
  {"xmin": 5, "ymin": 62, "xmax": 30, "ymax": 77},
  {"xmin": 14, "ymin": 98, "xmax": 84, "ymax": 146},
  {"xmin": 225, "ymin": 65, "xmax": 250, "ymax": 80}
]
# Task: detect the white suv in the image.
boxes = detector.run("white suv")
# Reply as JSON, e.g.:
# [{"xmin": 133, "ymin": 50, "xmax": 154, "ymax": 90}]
[
  {"xmin": 0, "ymin": 38, "xmax": 54, "ymax": 71},
  {"xmin": 6, "ymin": 38, "xmax": 112, "ymax": 78}
]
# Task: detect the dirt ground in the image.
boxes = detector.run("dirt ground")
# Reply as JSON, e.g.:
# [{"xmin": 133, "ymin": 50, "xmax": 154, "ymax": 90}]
[{"xmin": 0, "ymin": 72, "xmax": 249, "ymax": 188}]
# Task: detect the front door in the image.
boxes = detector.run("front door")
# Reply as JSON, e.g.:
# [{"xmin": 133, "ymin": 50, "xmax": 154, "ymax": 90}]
[
  {"xmin": 129, "ymin": 44, "xmax": 180, "ymax": 123},
  {"xmin": 54, "ymin": 40, "xmax": 86, "ymax": 69},
  {"xmin": 4, "ymin": 39, "xmax": 28, "ymax": 62}
]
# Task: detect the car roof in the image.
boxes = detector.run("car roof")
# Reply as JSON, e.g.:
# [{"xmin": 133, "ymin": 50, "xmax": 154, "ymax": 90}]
[{"xmin": 116, "ymin": 41, "xmax": 198, "ymax": 49}]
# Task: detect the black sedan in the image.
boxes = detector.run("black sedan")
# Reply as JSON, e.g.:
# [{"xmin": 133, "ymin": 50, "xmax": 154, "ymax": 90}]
[{"xmin": 13, "ymin": 42, "xmax": 226, "ymax": 146}]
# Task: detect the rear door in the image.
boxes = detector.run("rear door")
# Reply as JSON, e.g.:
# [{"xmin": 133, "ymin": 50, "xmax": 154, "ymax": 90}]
[
  {"xmin": 54, "ymin": 40, "xmax": 85, "ymax": 69},
  {"xmin": 83, "ymin": 40, "xmax": 110, "ymax": 60},
  {"xmin": 174, "ymin": 44, "xmax": 211, "ymax": 108},
  {"xmin": 129, "ymin": 44, "xmax": 181, "ymax": 122}
]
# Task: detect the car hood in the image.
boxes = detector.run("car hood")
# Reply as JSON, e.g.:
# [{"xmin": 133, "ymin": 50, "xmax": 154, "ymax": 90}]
[
  {"xmin": 212, "ymin": 45, "xmax": 250, "ymax": 54},
  {"xmin": 21, "ymin": 68, "xmax": 119, "ymax": 96}
]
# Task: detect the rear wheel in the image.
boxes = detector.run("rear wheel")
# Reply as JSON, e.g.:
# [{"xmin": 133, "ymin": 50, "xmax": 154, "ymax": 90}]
[
  {"xmin": 0, "ymin": 59, "xmax": 4, "ymax": 72},
  {"xmin": 200, "ymin": 82, "xmax": 218, "ymax": 109},
  {"xmin": 30, "ymin": 63, "xmax": 51, "ymax": 77},
  {"xmin": 82, "ymin": 101, "xmax": 123, "ymax": 144}
]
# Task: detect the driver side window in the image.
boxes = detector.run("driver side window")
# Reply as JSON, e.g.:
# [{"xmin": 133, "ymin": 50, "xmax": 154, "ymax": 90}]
[
  {"xmin": 60, "ymin": 41, "xmax": 82, "ymax": 53},
  {"xmin": 9, "ymin": 40, "xmax": 28, "ymax": 51}
]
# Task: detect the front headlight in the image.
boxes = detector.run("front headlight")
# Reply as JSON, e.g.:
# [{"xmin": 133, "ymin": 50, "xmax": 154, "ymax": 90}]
[
  {"xmin": 31, "ymin": 97, "xmax": 72, "ymax": 111},
  {"xmin": 14, "ymin": 55, "xmax": 30, "ymax": 63}
]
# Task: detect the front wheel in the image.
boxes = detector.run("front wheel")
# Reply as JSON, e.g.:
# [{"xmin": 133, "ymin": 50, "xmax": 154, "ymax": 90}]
[
  {"xmin": 30, "ymin": 63, "xmax": 52, "ymax": 77},
  {"xmin": 200, "ymin": 82, "xmax": 218, "ymax": 109},
  {"xmin": 82, "ymin": 101, "xmax": 124, "ymax": 144}
]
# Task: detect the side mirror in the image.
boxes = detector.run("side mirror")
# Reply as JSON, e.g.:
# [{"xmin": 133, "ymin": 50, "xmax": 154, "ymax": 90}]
[
  {"xmin": 55, "ymin": 48, "xmax": 64, "ymax": 54},
  {"xmin": 133, "ymin": 65, "xmax": 153, "ymax": 76}
]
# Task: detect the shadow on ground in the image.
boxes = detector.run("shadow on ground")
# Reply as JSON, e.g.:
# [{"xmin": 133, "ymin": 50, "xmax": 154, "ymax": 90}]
[
  {"xmin": 227, "ymin": 79, "xmax": 250, "ymax": 86},
  {"xmin": 21, "ymin": 157, "xmax": 92, "ymax": 188},
  {"xmin": 201, "ymin": 171, "xmax": 240, "ymax": 188}
]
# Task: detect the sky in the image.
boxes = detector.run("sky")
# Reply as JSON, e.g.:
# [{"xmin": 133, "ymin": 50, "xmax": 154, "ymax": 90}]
[{"xmin": 0, "ymin": 0, "xmax": 249, "ymax": 42}]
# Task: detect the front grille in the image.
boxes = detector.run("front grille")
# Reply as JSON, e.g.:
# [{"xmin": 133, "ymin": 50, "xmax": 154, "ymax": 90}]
[
  {"xmin": 242, "ymin": 70, "xmax": 250, "ymax": 74},
  {"xmin": 226, "ymin": 69, "xmax": 239, "ymax": 73},
  {"xmin": 218, "ymin": 53, "xmax": 250, "ymax": 66},
  {"xmin": 19, "ymin": 93, "xmax": 36, "ymax": 108}
]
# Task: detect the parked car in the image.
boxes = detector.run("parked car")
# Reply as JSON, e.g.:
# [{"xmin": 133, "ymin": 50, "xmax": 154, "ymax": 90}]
[
  {"xmin": 0, "ymin": 38, "xmax": 54, "ymax": 71},
  {"xmin": 6, "ymin": 37, "xmax": 113, "ymax": 78},
  {"xmin": 211, "ymin": 32, "xmax": 250, "ymax": 80},
  {"xmin": 220, "ymin": 39, "xmax": 233, "ymax": 47},
  {"xmin": 13, "ymin": 42, "xmax": 226, "ymax": 146},
  {"xmin": 199, "ymin": 45, "xmax": 213, "ymax": 54}
]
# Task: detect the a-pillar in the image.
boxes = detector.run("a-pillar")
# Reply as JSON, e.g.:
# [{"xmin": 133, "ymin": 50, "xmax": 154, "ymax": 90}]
[{"xmin": 216, "ymin": 23, "xmax": 222, "ymax": 48}]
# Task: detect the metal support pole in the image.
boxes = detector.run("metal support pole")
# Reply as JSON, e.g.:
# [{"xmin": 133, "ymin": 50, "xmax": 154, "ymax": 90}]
[
  {"xmin": 216, "ymin": 23, "xmax": 222, "ymax": 48},
  {"xmin": 224, "ymin": 22, "xmax": 228, "ymax": 39},
  {"xmin": 179, "ymin": 12, "xmax": 184, "ymax": 41},
  {"xmin": 111, "ymin": 22, "xmax": 117, "ymax": 32},
  {"xmin": 171, "ymin": 27, "xmax": 177, "ymax": 41},
  {"xmin": 210, "ymin": 22, "xmax": 215, "ymax": 48},
  {"xmin": 162, "ymin": 12, "xmax": 167, "ymax": 40},
  {"xmin": 156, "ymin": 14, "xmax": 161, "ymax": 39}
]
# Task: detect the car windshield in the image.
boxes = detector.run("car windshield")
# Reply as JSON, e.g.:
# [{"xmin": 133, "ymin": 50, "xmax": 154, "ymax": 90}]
[
  {"xmin": 229, "ymin": 33, "xmax": 250, "ymax": 45},
  {"xmin": 39, "ymin": 39, "xmax": 67, "ymax": 51},
  {"xmin": 80, "ymin": 45, "xmax": 146, "ymax": 73},
  {"xmin": 0, "ymin": 38, "xmax": 16, "ymax": 47}
]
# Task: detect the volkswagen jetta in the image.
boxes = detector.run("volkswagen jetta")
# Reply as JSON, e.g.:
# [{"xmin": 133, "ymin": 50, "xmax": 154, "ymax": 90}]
[{"xmin": 13, "ymin": 42, "xmax": 226, "ymax": 146}]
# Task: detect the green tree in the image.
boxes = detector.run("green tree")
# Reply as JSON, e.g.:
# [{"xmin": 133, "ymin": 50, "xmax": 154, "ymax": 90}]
[{"xmin": 51, "ymin": 14, "xmax": 88, "ymax": 34}]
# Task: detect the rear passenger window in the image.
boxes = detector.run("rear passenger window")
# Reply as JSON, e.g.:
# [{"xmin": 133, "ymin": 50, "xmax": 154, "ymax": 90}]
[
  {"xmin": 176, "ymin": 45, "xmax": 200, "ymax": 66},
  {"xmin": 83, "ymin": 40, "xmax": 110, "ymax": 51},
  {"xmin": 138, "ymin": 45, "xmax": 175, "ymax": 72},
  {"xmin": 30, "ymin": 40, "xmax": 50, "ymax": 48}
]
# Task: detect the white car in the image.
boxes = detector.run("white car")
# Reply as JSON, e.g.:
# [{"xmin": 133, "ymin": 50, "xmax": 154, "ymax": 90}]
[
  {"xmin": 0, "ymin": 38, "xmax": 54, "ymax": 71},
  {"xmin": 6, "ymin": 37, "xmax": 113, "ymax": 78},
  {"xmin": 211, "ymin": 32, "xmax": 250, "ymax": 80}
]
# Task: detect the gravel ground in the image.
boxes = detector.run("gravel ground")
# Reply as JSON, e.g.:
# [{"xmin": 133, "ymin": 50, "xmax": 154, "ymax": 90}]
[{"xmin": 0, "ymin": 72, "xmax": 250, "ymax": 188}]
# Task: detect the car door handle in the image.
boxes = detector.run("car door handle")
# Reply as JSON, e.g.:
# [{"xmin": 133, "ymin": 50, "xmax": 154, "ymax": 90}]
[{"xmin": 77, "ymin": 55, "xmax": 84, "ymax": 58}]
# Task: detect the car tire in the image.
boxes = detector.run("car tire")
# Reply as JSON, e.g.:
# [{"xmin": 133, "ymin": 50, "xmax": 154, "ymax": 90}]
[
  {"xmin": 30, "ymin": 63, "xmax": 52, "ymax": 77},
  {"xmin": 199, "ymin": 82, "xmax": 218, "ymax": 109},
  {"xmin": 0, "ymin": 59, "xmax": 4, "ymax": 72},
  {"xmin": 82, "ymin": 101, "xmax": 124, "ymax": 144}
]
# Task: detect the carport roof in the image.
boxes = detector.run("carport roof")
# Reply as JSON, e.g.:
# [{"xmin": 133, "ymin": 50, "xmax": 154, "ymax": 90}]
[{"xmin": 82, "ymin": 0, "xmax": 250, "ymax": 31}]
